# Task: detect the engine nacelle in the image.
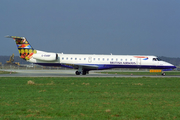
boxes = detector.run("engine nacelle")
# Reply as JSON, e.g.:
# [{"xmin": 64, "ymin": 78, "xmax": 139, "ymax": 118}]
[{"xmin": 33, "ymin": 53, "xmax": 58, "ymax": 61}]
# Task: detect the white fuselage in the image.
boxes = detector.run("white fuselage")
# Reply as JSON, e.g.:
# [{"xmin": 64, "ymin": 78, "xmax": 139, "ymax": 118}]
[{"xmin": 28, "ymin": 50, "xmax": 175, "ymax": 71}]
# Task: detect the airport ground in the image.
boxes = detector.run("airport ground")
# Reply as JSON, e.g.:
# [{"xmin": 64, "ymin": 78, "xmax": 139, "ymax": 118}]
[
  {"xmin": 1, "ymin": 64, "xmax": 180, "ymax": 77},
  {"xmin": 1, "ymin": 77, "xmax": 180, "ymax": 119},
  {"xmin": 1, "ymin": 67, "xmax": 180, "ymax": 119},
  {"xmin": 0, "ymin": 67, "xmax": 180, "ymax": 77}
]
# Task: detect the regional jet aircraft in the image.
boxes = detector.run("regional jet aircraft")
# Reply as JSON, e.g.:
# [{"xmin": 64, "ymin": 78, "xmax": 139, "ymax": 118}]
[{"xmin": 6, "ymin": 36, "xmax": 176, "ymax": 75}]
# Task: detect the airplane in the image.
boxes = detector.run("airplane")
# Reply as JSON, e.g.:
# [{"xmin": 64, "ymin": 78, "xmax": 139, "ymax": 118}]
[{"xmin": 6, "ymin": 35, "xmax": 176, "ymax": 76}]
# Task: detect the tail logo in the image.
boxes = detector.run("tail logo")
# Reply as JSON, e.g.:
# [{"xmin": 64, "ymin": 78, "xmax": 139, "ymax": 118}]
[
  {"xmin": 17, "ymin": 44, "xmax": 32, "ymax": 48},
  {"xmin": 134, "ymin": 56, "xmax": 149, "ymax": 60},
  {"xmin": 6, "ymin": 36, "xmax": 37, "ymax": 60}
]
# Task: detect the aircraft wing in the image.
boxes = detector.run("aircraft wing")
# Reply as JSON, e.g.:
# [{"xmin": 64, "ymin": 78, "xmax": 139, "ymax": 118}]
[{"xmin": 62, "ymin": 63, "xmax": 99, "ymax": 70}]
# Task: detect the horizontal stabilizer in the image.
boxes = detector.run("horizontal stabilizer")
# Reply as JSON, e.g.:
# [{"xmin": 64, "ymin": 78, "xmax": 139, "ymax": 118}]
[{"xmin": 5, "ymin": 35, "xmax": 25, "ymax": 39}]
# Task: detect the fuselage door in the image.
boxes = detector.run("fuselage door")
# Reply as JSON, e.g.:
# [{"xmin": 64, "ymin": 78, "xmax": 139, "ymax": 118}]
[
  {"xmin": 136, "ymin": 58, "xmax": 141, "ymax": 65},
  {"xmin": 88, "ymin": 57, "xmax": 92, "ymax": 63}
]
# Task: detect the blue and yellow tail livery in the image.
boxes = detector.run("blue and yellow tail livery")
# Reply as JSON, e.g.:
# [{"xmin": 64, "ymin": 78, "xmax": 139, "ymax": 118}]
[{"xmin": 6, "ymin": 36, "xmax": 37, "ymax": 60}]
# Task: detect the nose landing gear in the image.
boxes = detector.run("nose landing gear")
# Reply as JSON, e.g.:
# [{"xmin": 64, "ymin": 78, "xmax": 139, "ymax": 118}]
[{"xmin": 161, "ymin": 72, "xmax": 166, "ymax": 76}]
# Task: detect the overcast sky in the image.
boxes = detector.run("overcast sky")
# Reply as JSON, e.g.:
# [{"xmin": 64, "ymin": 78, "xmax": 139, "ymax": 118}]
[{"xmin": 1, "ymin": 0, "xmax": 180, "ymax": 57}]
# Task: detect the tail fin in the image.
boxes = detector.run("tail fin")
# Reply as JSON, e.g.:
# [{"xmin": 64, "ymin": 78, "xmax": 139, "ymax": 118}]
[{"xmin": 6, "ymin": 36, "xmax": 37, "ymax": 60}]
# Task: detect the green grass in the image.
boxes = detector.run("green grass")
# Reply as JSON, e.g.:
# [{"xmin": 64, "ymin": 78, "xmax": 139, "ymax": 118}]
[
  {"xmin": 0, "ymin": 77, "xmax": 180, "ymax": 119},
  {"xmin": 99, "ymin": 71, "xmax": 180, "ymax": 76},
  {"xmin": 0, "ymin": 70, "xmax": 15, "ymax": 74}
]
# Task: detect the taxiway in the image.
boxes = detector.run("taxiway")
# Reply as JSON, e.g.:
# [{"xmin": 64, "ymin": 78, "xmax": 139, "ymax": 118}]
[{"xmin": 0, "ymin": 69, "xmax": 180, "ymax": 78}]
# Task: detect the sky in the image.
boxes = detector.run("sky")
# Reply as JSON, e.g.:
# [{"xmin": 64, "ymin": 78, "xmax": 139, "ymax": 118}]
[{"xmin": 1, "ymin": 0, "xmax": 180, "ymax": 57}]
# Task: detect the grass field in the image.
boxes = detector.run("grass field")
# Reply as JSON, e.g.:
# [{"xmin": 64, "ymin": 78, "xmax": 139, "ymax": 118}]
[
  {"xmin": 0, "ymin": 71, "xmax": 15, "ymax": 74},
  {"xmin": 99, "ymin": 71, "xmax": 180, "ymax": 76},
  {"xmin": 0, "ymin": 77, "xmax": 180, "ymax": 119}
]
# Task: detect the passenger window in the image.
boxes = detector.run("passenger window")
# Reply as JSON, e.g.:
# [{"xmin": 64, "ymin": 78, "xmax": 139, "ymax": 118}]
[
  {"xmin": 75, "ymin": 58, "xmax": 77, "ymax": 60},
  {"xmin": 93, "ymin": 58, "xmax": 95, "ymax": 61},
  {"xmin": 62, "ymin": 57, "xmax": 64, "ymax": 60},
  {"xmin": 125, "ymin": 59, "xmax": 127, "ymax": 61},
  {"xmin": 111, "ymin": 58, "xmax": 113, "ymax": 61},
  {"xmin": 121, "ymin": 59, "xmax": 123, "ymax": 61},
  {"xmin": 107, "ymin": 58, "xmax": 109, "ymax": 61},
  {"xmin": 116, "ymin": 58, "xmax": 118, "ymax": 61},
  {"xmin": 103, "ymin": 58, "xmax": 105, "ymax": 61},
  {"xmin": 130, "ymin": 59, "xmax": 132, "ymax": 61},
  {"xmin": 66, "ymin": 58, "xmax": 68, "ymax": 60},
  {"xmin": 84, "ymin": 58, "xmax": 86, "ymax": 60},
  {"xmin": 71, "ymin": 58, "xmax": 73, "ymax": 60},
  {"xmin": 98, "ymin": 58, "xmax": 100, "ymax": 61},
  {"xmin": 79, "ymin": 58, "xmax": 81, "ymax": 60}
]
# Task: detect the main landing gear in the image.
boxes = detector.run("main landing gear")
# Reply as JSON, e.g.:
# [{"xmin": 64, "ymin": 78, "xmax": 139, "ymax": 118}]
[
  {"xmin": 75, "ymin": 66, "xmax": 89, "ymax": 75},
  {"xmin": 75, "ymin": 70, "xmax": 89, "ymax": 75},
  {"xmin": 75, "ymin": 71, "xmax": 81, "ymax": 75}
]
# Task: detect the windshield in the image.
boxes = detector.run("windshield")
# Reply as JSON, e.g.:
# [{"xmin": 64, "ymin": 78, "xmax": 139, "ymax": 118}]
[
  {"xmin": 153, "ymin": 58, "xmax": 161, "ymax": 61},
  {"xmin": 157, "ymin": 58, "xmax": 162, "ymax": 61}
]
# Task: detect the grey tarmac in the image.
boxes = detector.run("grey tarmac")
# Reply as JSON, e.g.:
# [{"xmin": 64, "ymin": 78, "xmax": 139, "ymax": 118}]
[{"xmin": 0, "ymin": 69, "xmax": 180, "ymax": 78}]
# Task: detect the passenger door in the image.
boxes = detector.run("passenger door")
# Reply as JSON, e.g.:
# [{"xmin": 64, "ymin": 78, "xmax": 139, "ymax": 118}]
[
  {"xmin": 88, "ymin": 57, "xmax": 92, "ymax": 63},
  {"xmin": 136, "ymin": 58, "xmax": 141, "ymax": 66}
]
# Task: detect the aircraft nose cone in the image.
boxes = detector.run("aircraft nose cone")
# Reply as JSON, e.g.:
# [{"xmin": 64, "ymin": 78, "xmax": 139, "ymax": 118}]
[
  {"xmin": 160, "ymin": 61, "xmax": 176, "ymax": 69},
  {"xmin": 167, "ymin": 63, "xmax": 176, "ymax": 69},
  {"xmin": 172, "ymin": 65, "xmax": 176, "ymax": 69},
  {"xmin": 168, "ymin": 64, "xmax": 176, "ymax": 69}
]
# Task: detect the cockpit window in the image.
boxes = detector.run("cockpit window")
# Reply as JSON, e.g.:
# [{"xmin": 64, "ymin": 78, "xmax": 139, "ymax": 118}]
[
  {"xmin": 157, "ymin": 58, "xmax": 162, "ymax": 61},
  {"xmin": 153, "ymin": 58, "xmax": 161, "ymax": 61}
]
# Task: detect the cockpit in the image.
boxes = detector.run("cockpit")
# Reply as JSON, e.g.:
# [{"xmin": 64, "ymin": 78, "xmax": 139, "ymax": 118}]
[{"xmin": 153, "ymin": 58, "xmax": 161, "ymax": 61}]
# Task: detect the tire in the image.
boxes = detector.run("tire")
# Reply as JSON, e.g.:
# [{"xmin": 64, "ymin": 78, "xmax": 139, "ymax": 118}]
[
  {"xmin": 162, "ymin": 72, "xmax": 166, "ymax": 76},
  {"xmin": 75, "ymin": 71, "xmax": 80, "ymax": 75}
]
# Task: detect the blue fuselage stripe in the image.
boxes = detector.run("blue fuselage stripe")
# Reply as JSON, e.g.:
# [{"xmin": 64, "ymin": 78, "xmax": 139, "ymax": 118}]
[{"xmin": 35, "ymin": 63, "xmax": 176, "ymax": 70}]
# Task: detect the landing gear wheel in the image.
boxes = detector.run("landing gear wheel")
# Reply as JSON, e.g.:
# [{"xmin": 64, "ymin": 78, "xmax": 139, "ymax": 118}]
[
  {"xmin": 162, "ymin": 72, "xmax": 166, "ymax": 76},
  {"xmin": 75, "ymin": 71, "xmax": 80, "ymax": 75}
]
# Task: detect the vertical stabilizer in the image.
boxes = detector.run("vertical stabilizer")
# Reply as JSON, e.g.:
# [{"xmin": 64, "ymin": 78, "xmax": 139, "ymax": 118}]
[{"xmin": 6, "ymin": 36, "xmax": 37, "ymax": 60}]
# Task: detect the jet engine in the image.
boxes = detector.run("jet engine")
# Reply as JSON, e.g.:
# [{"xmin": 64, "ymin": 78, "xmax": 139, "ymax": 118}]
[{"xmin": 33, "ymin": 53, "xmax": 58, "ymax": 61}]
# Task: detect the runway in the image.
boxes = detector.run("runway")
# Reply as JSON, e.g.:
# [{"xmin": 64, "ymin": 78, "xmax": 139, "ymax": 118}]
[{"xmin": 0, "ymin": 69, "xmax": 180, "ymax": 77}]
